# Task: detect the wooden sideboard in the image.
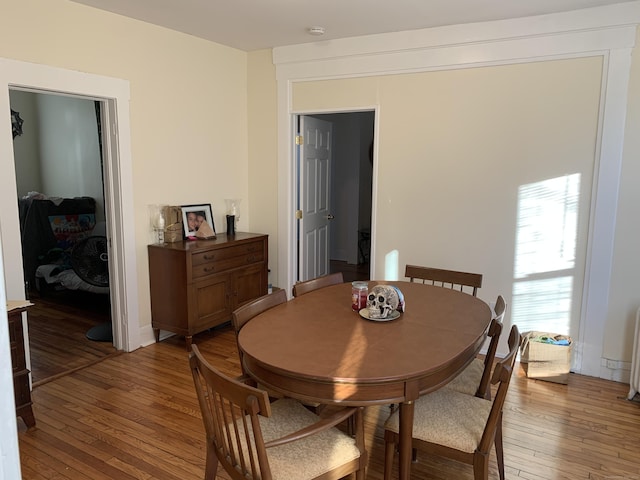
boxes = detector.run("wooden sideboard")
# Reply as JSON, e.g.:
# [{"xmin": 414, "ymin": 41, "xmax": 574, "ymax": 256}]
[
  {"xmin": 8, "ymin": 306, "xmax": 35, "ymax": 428},
  {"xmin": 148, "ymin": 232, "xmax": 268, "ymax": 349}
]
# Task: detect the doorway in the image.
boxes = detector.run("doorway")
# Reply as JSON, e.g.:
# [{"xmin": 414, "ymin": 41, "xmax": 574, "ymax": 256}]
[
  {"xmin": 296, "ymin": 111, "xmax": 374, "ymax": 284},
  {"xmin": 10, "ymin": 89, "xmax": 115, "ymax": 383},
  {"xmin": 0, "ymin": 57, "xmax": 140, "ymax": 357}
]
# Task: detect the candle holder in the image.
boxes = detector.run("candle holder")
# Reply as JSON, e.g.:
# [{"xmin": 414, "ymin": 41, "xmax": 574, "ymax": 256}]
[
  {"xmin": 149, "ymin": 204, "xmax": 166, "ymax": 244},
  {"xmin": 224, "ymin": 199, "xmax": 241, "ymax": 234}
]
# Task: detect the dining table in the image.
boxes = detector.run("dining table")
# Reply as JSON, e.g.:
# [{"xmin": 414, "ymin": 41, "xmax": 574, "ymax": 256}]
[{"xmin": 237, "ymin": 280, "xmax": 492, "ymax": 479}]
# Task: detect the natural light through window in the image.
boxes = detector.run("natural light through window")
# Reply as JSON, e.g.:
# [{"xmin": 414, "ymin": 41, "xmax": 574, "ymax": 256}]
[
  {"xmin": 511, "ymin": 174, "xmax": 580, "ymax": 335},
  {"xmin": 385, "ymin": 249, "xmax": 399, "ymax": 280}
]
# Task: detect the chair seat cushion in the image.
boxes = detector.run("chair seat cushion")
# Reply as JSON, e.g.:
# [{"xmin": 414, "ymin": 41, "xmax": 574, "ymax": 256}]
[
  {"xmin": 257, "ymin": 399, "xmax": 361, "ymax": 479},
  {"xmin": 384, "ymin": 389, "xmax": 492, "ymax": 453},
  {"xmin": 444, "ymin": 357, "xmax": 484, "ymax": 395}
]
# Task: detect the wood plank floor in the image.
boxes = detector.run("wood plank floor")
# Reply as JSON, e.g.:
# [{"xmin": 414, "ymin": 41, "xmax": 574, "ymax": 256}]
[
  {"xmin": 26, "ymin": 289, "xmax": 117, "ymax": 385},
  {"xmin": 330, "ymin": 259, "xmax": 370, "ymax": 283},
  {"xmin": 17, "ymin": 324, "xmax": 640, "ymax": 479}
]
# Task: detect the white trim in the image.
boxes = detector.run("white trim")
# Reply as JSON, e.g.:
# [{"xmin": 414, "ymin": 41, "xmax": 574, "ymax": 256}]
[
  {"xmin": 0, "ymin": 58, "xmax": 140, "ymax": 352},
  {"xmin": 0, "ymin": 224, "xmax": 21, "ymax": 479},
  {"xmin": 582, "ymin": 47, "xmax": 632, "ymax": 377},
  {"xmin": 274, "ymin": 6, "xmax": 638, "ymax": 377},
  {"xmin": 274, "ymin": 2, "xmax": 640, "ymax": 65}
]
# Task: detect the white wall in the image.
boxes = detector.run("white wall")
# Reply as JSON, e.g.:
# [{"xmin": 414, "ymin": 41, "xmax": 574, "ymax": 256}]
[
  {"xmin": 12, "ymin": 92, "xmax": 106, "ymax": 223},
  {"xmin": 326, "ymin": 113, "xmax": 360, "ymax": 263},
  {"xmin": 603, "ymin": 26, "xmax": 640, "ymax": 367},
  {"xmin": 357, "ymin": 115, "xmax": 374, "ymax": 237},
  {"xmin": 9, "ymin": 91, "xmax": 41, "ymax": 197},
  {"xmin": 37, "ymin": 94, "xmax": 104, "ymax": 214},
  {"xmin": 308, "ymin": 112, "xmax": 374, "ymax": 265}
]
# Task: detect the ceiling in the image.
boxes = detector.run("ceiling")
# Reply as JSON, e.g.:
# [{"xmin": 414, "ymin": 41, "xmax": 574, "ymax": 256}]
[{"xmin": 69, "ymin": 0, "xmax": 635, "ymax": 52}]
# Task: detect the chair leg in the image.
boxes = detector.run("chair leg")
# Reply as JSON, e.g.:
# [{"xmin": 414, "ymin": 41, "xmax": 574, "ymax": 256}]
[
  {"xmin": 473, "ymin": 451, "xmax": 490, "ymax": 480},
  {"xmin": 495, "ymin": 414, "xmax": 505, "ymax": 480},
  {"xmin": 355, "ymin": 408, "xmax": 366, "ymax": 480},
  {"xmin": 383, "ymin": 431, "xmax": 396, "ymax": 480},
  {"xmin": 204, "ymin": 441, "xmax": 218, "ymax": 480}
]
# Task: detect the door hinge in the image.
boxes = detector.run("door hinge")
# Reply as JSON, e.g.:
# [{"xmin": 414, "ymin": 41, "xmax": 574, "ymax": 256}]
[
  {"xmin": 295, "ymin": 135, "xmax": 303, "ymax": 145},
  {"xmin": 295, "ymin": 210, "xmax": 303, "ymax": 219}
]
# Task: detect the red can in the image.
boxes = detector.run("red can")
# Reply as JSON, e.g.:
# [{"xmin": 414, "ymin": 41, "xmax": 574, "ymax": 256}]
[{"xmin": 351, "ymin": 281, "xmax": 368, "ymax": 311}]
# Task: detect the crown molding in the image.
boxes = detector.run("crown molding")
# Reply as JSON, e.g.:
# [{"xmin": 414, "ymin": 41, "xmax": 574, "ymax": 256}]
[{"xmin": 273, "ymin": 2, "xmax": 640, "ymax": 71}]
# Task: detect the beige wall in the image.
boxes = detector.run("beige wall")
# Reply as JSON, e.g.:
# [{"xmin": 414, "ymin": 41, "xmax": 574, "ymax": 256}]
[
  {"xmin": 293, "ymin": 58, "xmax": 601, "ymax": 276},
  {"xmin": 292, "ymin": 52, "xmax": 640, "ymax": 365},
  {"xmin": 247, "ymin": 50, "xmax": 279, "ymax": 284},
  {"xmin": 0, "ymin": 0, "xmax": 249, "ymax": 332}
]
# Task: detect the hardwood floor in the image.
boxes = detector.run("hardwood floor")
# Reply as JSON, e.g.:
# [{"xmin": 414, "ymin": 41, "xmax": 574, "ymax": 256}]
[
  {"xmin": 331, "ymin": 259, "xmax": 370, "ymax": 283},
  {"xmin": 17, "ymin": 324, "xmax": 640, "ymax": 479},
  {"xmin": 26, "ymin": 289, "xmax": 117, "ymax": 385}
]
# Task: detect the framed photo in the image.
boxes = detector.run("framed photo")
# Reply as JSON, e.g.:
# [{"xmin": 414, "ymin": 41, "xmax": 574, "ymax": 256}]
[{"xmin": 181, "ymin": 204, "xmax": 215, "ymax": 238}]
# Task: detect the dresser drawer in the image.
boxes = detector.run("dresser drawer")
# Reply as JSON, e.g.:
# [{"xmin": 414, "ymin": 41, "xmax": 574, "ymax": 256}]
[
  {"xmin": 192, "ymin": 251, "xmax": 264, "ymax": 279},
  {"xmin": 8, "ymin": 313, "xmax": 26, "ymax": 371},
  {"xmin": 13, "ymin": 372, "xmax": 31, "ymax": 406},
  {"xmin": 192, "ymin": 241, "xmax": 264, "ymax": 267}
]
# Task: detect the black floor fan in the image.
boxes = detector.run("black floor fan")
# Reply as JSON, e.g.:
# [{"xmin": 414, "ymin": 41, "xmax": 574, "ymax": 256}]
[{"xmin": 70, "ymin": 235, "xmax": 112, "ymax": 342}]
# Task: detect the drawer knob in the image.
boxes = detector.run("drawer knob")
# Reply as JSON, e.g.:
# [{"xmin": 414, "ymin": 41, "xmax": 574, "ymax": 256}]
[
  {"xmin": 204, "ymin": 254, "xmax": 216, "ymax": 260},
  {"xmin": 204, "ymin": 267, "xmax": 216, "ymax": 273}
]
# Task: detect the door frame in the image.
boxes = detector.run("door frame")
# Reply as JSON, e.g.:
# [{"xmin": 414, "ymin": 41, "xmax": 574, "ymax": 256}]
[
  {"xmin": 292, "ymin": 109, "xmax": 379, "ymax": 286},
  {"xmin": 0, "ymin": 58, "xmax": 139, "ymax": 352}
]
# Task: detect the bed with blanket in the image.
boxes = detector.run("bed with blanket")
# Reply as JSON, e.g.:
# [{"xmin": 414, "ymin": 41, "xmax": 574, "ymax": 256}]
[{"xmin": 19, "ymin": 193, "xmax": 109, "ymax": 295}]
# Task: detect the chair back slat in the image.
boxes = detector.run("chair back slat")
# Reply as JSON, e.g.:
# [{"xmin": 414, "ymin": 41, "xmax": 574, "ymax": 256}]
[
  {"xmin": 477, "ymin": 324, "xmax": 520, "ymax": 454},
  {"xmin": 190, "ymin": 345, "xmax": 273, "ymax": 479},
  {"xmin": 476, "ymin": 295, "xmax": 507, "ymax": 399},
  {"xmin": 404, "ymin": 265, "xmax": 482, "ymax": 296},
  {"xmin": 292, "ymin": 272, "xmax": 344, "ymax": 297}
]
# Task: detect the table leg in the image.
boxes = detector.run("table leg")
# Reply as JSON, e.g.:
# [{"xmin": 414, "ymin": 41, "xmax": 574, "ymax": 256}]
[{"xmin": 398, "ymin": 400, "xmax": 414, "ymax": 480}]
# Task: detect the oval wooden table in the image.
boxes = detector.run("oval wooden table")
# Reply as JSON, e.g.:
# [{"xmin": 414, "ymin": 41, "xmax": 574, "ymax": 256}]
[{"xmin": 238, "ymin": 281, "xmax": 492, "ymax": 479}]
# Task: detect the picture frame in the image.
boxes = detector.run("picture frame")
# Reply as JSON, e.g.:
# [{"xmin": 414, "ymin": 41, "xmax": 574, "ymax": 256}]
[{"xmin": 181, "ymin": 204, "xmax": 215, "ymax": 238}]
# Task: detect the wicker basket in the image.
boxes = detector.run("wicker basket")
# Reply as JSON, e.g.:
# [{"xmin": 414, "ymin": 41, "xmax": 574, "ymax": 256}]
[{"xmin": 163, "ymin": 206, "xmax": 183, "ymax": 243}]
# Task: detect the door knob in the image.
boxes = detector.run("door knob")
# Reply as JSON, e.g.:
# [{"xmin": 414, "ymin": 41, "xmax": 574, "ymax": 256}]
[{"xmin": 325, "ymin": 214, "xmax": 335, "ymax": 220}]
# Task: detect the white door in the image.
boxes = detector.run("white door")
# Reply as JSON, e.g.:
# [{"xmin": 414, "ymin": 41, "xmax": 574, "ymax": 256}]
[{"xmin": 298, "ymin": 116, "xmax": 333, "ymax": 281}]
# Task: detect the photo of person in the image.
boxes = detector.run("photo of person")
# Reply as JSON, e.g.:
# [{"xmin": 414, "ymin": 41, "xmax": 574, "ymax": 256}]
[
  {"xmin": 196, "ymin": 212, "xmax": 206, "ymax": 230},
  {"xmin": 181, "ymin": 204, "xmax": 216, "ymax": 238},
  {"xmin": 186, "ymin": 210, "xmax": 207, "ymax": 231},
  {"xmin": 186, "ymin": 212, "xmax": 198, "ymax": 232}
]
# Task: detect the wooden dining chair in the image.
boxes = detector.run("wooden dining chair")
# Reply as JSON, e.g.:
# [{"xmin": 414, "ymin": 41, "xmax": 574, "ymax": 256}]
[
  {"xmin": 445, "ymin": 295, "xmax": 507, "ymax": 399},
  {"xmin": 383, "ymin": 324, "xmax": 521, "ymax": 480},
  {"xmin": 189, "ymin": 344, "xmax": 368, "ymax": 480},
  {"xmin": 232, "ymin": 289, "xmax": 288, "ymax": 379},
  {"xmin": 232, "ymin": 289, "xmax": 324, "ymax": 413},
  {"xmin": 292, "ymin": 272, "xmax": 344, "ymax": 297},
  {"xmin": 405, "ymin": 264, "xmax": 483, "ymax": 296}
]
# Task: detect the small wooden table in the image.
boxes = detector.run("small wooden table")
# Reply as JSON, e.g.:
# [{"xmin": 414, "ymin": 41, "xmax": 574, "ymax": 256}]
[
  {"xmin": 238, "ymin": 281, "xmax": 492, "ymax": 479},
  {"xmin": 7, "ymin": 301, "xmax": 36, "ymax": 428}
]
